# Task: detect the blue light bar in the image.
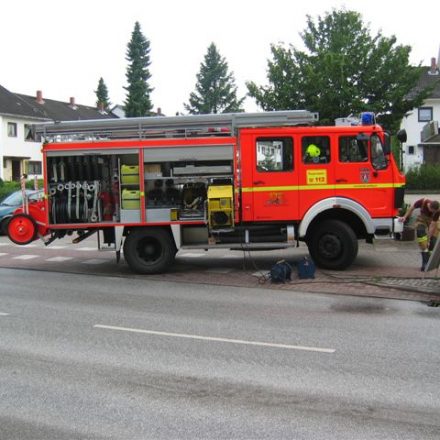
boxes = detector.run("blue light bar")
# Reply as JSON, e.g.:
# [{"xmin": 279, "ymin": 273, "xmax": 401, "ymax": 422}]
[{"xmin": 361, "ymin": 112, "xmax": 375, "ymax": 125}]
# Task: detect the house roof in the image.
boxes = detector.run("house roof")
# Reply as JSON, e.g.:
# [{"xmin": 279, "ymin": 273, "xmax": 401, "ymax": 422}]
[
  {"xmin": 407, "ymin": 67, "xmax": 440, "ymax": 100},
  {"xmin": 17, "ymin": 94, "xmax": 116, "ymax": 121},
  {"xmin": 421, "ymin": 133, "xmax": 440, "ymax": 145},
  {"xmin": 0, "ymin": 84, "xmax": 117, "ymax": 121},
  {"xmin": 0, "ymin": 84, "xmax": 48, "ymax": 120}
]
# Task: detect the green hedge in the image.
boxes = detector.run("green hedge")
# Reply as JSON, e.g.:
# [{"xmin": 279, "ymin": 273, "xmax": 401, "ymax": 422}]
[
  {"xmin": 405, "ymin": 164, "xmax": 440, "ymax": 190},
  {"xmin": 0, "ymin": 179, "xmax": 44, "ymax": 201}
]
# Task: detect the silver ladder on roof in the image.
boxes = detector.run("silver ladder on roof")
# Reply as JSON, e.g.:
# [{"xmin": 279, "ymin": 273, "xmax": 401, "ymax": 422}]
[{"xmin": 35, "ymin": 110, "xmax": 319, "ymax": 142}]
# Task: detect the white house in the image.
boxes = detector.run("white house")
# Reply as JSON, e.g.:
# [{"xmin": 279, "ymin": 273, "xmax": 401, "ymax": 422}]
[
  {"xmin": 0, "ymin": 86, "xmax": 49, "ymax": 180},
  {"xmin": 400, "ymin": 55, "xmax": 440, "ymax": 171},
  {"xmin": 0, "ymin": 85, "xmax": 117, "ymax": 181}
]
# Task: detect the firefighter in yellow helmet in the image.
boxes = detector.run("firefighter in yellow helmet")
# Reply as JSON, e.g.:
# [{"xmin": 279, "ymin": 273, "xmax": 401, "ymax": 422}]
[{"xmin": 304, "ymin": 143, "xmax": 321, "ymax": 163}]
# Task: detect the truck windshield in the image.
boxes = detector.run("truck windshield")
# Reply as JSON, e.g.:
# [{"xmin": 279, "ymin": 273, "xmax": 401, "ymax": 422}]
[{"xmin": 371, "ymin": 135, "xmax": 388, "ymax": 170}]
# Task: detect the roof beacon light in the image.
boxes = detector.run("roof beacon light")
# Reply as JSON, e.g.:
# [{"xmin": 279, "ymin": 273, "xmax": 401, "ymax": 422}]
[{"xmin": 361, "ymin": 112, "xmax": 375, "ymax": 126}]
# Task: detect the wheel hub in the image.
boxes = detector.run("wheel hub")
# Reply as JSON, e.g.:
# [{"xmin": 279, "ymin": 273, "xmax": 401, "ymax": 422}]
[{"xmin": 319, "ymin": 234, "xmax": 342, "ymax": 259}]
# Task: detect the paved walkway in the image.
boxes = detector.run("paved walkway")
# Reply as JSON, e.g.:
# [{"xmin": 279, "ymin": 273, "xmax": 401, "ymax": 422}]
[
  {"xmin": 157, "ymin": 239, "xmax": 440, "ymax": 304},
  {"xmin": 1, "ymin": 235, "xmax": 439, "ymax": 304}
]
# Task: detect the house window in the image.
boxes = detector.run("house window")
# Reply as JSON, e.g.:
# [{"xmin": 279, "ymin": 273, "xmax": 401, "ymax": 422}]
[
  {"xmin": 27, "ymin": 161, "xmax": 42, "ymax": 175},
  {"xmin": 408, "ymin": 146, "xmax": 415, "ymax": 155},
  {"xmin": 418, "ymin": 107, "xmax": 433, "ymax": 122},
  {"xmin": 7, "ymin": 122, "xmax": 17, "ymax": 137},
  {"xmin": 24, "ymin": 124, "xmax": 39, "ymax": 142}
]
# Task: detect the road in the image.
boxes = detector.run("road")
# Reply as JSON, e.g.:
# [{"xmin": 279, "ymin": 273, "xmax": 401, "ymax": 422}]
[{"xmin": 0, "ymin": 268, "xmax": 439, "ymax": 439}]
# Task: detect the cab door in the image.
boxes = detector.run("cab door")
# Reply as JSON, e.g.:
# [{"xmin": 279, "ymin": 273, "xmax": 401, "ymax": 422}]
[
  {"xmin": 334, "ymin": 133, "xmax": 393, "ymax": 217},
  {"xmin": 298, "ymin": 135, "xmax": 334, "ymax": 217},
  {"xmin": 241, "ymin": 133, "xmax": 298, "ymax": 222}
]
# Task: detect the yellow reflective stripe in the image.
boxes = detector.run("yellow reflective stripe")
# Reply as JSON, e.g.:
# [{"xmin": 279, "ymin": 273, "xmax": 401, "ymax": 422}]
[
  {"xmin": 241, "ymin": 183, "xmax": 402, "ymax": 193},
  {"xmin": 242, "ymin": 185, "xmax": 298, "ymax": 193}
]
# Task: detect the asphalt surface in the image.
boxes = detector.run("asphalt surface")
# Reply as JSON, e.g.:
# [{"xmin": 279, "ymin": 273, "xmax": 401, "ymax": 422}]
[{"xmin": 1, "ymin": 268, "xmax": 439, "ymax": 439}]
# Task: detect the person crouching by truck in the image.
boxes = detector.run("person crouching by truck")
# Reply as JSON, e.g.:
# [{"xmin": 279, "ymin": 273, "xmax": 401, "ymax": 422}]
[{"xmin": 399, "ymin": 198, "xmax": 440, "ymax": 271}]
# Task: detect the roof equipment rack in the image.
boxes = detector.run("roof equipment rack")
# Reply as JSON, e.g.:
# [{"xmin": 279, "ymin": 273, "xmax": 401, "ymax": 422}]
[{"xmin": 35, "ymin": 110, "xmax": 319, "ymax": 142}]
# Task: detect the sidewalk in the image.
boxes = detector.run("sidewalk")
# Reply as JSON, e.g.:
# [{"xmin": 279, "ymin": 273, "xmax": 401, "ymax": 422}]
[
  {"xmin": 165, "ymin": 239, "xmax": 440, "ymax": 303},
  {"xmin": 256, "ymin": 239, "xmax": 440, "ymax": 302},
  {"xmin": 405, "ymin": 192, "xmax": 440, "ymax": 205}
]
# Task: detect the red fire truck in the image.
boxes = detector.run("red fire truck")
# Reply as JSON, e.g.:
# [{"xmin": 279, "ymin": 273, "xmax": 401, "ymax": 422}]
[{"xmin": 7, "ymin": 110, "xmax": 406, "ymax": 274}]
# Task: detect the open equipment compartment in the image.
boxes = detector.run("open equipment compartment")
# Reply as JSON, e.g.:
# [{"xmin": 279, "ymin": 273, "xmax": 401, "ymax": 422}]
[
  {"xmin": 143, "ymin": 143, "xmax": 234, "ymax": 224},
  {"xmin": 46, "ymin": 150, "xmax": 139, "ymax": 225}
]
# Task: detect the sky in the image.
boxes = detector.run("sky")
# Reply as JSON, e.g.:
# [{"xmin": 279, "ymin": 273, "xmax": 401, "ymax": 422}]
[{"xmin": 1, "ymin": 0, "xmax": 439, "ymax": 115}]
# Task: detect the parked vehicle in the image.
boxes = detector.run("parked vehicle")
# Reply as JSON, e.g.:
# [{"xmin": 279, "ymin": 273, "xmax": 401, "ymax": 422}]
[
  {"xmin": 0, "ymin": 190, "xmax": 43, "ymax": 234},
  {"xmin": 6, "ymin": 111, "xmax": 406, "ymax": 273}
]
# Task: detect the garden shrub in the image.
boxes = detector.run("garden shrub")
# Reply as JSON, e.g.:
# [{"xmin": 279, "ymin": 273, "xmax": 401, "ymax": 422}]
[{"xmin": 405, "ymin": 164, "xmax": 440, "ymax": 190}]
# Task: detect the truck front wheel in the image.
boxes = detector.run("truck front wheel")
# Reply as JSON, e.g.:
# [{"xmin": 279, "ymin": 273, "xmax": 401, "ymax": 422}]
[
  {"xmin": 307, "ymin": 219, "xmax": 358, "ymax": 270},
  {"xmin": 123, "ymin": 228, "xmax": 176, "ymax": 274}
]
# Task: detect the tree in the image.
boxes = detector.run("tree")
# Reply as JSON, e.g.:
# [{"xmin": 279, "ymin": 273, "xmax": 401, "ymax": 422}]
[
  {"xmin": 247, "ymin": 9, "xmax": 428, "ymax": 131},
  {"xmin": 185, "ymin": 43, "xmax": 244, "ymax": 114},
  {"xmin": 95, "ymin": 77, "xmax": 111, "ymax": 111},
  {"xmin": 124, "ymin": 21, "xmax": 153, "ymax": 117}
]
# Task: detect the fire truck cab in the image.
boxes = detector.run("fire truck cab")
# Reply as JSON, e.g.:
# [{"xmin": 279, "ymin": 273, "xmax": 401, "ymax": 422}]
[{"xmin": 7, "ymin": 110, "xmax": 405, "ymax": 274}]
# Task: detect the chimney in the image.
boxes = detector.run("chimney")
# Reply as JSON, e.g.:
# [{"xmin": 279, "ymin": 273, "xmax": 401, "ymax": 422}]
[
  {"xmin": 98, "ymin": 102, "xmax": 106, "ymax": 114},
  {"xmin": 69, "ymin": 97, "xmax": 77, "ymax": 109},
  {"xmin": 36, "ymin": 90, "xmax": 44, "ymax": 104}
]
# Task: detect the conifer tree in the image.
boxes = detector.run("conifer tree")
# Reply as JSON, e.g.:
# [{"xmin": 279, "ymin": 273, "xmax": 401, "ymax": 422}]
[
  {"xmin": 124, "ymin": 21, "xmax": 153, "ymax": 117},
  {"xmin": 185, "ymin": 43, "xmax": 244, "ymax": 114},
  {"xmin": 95, "ymin": 77, "xmax": 111, "ymax": 111}
]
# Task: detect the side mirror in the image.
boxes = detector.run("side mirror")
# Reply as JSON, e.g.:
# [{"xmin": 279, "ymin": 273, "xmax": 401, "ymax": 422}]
[
  {"xmin": 383, "ymin": 132, "xmax": 391, "ymax": 154},
  {"xmin": 397, "ymin": 129, "xmax": 407, "ymax": 143}
]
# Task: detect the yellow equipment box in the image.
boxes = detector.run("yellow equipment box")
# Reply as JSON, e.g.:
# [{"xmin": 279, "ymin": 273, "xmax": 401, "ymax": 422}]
[{"xmin": 207, "ymin": 185, "xmax": 234, "ymax": 228}]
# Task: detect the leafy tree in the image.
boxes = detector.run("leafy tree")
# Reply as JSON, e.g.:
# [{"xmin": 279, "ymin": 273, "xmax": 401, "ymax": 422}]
[
  {"xmin": 95, "ymin": 77, "xmax": 111, "ymax": 111},
  {"xmin": 247, "ymin": 9, "xmax": 429, "ymax": 131},
  {"xmin": 124, "ymin": 21, "xmax": 153, "ymax": 117},
  {"xmin": 185, "ymin": 43, "xmax": 244, "ymax": 114}
]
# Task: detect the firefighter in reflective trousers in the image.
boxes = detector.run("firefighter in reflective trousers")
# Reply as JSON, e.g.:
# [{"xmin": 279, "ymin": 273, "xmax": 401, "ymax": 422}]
[{"xmin": 399, "ymin": 198, "xmax": 440, "ymax": 271}]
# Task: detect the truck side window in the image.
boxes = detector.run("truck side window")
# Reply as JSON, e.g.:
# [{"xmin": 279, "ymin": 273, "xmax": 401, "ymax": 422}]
[
  {"xmin": 302, "ymin": 136, "xmax": 330, "ymax": 164},
  {"xmin": 256, "ymin": 137, "xmax": 293, "ymax": 172},
  {"xmin": 371, "ymin": 134, "xmax": 388, "ymax": 170},
  {"xmin": 339, "ymin": 136, "xmax": 368, "ymax": 162}
]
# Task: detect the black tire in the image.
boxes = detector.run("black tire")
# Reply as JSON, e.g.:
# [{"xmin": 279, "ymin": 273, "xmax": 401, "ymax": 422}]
[
  {"xmin": 0, "ymin": 217, "xmax": 11, "ymax": 235},
  {"xmin": 123, "ymin": 227, "xmax": 176, "ymax": 274},
  {"xmin": 307, "ymin": 219, "xmax": 358, "ymax": 270}
]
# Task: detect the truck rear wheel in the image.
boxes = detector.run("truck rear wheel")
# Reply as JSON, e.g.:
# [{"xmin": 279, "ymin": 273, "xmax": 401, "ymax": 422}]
[
  {"xmin": 123, "ymin": 228, "xmax": 176, "ymax": 274},
  {"xmin": 307, "ymin": 219, "xmax": 358, "ymax": 270}
]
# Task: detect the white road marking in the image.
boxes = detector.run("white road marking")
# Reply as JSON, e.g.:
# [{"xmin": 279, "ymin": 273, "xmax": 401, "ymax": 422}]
[
  {"xmin": 46, "ymin": 256, "xmax": 74, "ymax": 262},
  {"xmin": 76, "ymin": 247, "xmax": 98, "ymax": 251},
  {"xmin": 46, "ymin": 245, "xmax": 68, "ymax": 250},
  {"xmin": 0, "ymin": 312, "xmax": 10, "ymax": 316},
  {"xmin": 94, "ymin": 324, "xmax": 335, "ymax": 353},
  {"xmin": 13, "ymin": 255, "xmax": 39, "ymax": 260},
  {"xmin": 0, "ymin": 243, "xmax": 9, "ymax": 246},
  {"xmin": 0, "ymin": 253, "xmax": 9, "ymax": 257}
]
